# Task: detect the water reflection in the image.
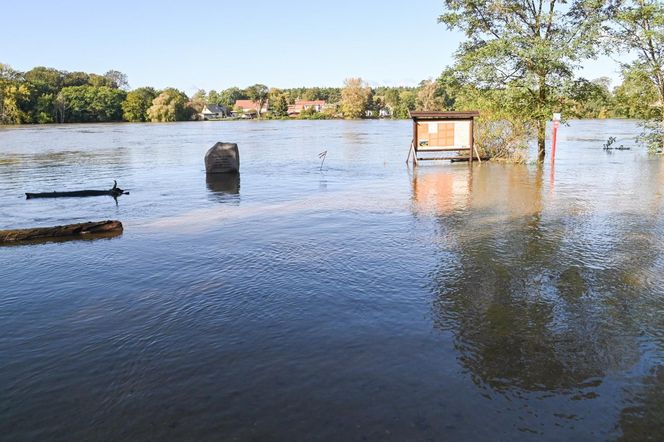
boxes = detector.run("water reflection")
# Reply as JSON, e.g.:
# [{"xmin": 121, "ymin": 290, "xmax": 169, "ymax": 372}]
[
  {"xmin": 619, "ymin": 366, "xmax": 664, "ymax": 439},
  {"xmin": 420, "ymin": 164, "xmax": 645, "ymax": 396},
  {"xmin": 205, "ymin": 173, "xmax": 240, "ymax": 203},
  {"xmin": 411, "ymin": 165, "xmax": 471, "ymax": 215}
]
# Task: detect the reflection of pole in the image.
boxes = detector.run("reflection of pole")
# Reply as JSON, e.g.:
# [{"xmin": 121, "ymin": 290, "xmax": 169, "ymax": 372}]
[
  {"xmin": 551, "ymin": 113, "xmax": 561, "ymax": 165},
  {"xmin": 549, "ymin": 161, "xmax": 555, "ymax": 193}
]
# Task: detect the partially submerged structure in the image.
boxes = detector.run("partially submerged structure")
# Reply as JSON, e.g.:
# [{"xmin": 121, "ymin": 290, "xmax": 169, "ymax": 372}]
[{"xmin": 407, "ymin": 111, "xmax": 480, "ymax": 164}]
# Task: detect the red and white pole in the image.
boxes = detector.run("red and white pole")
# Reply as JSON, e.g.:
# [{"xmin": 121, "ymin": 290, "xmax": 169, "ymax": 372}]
[{"xmin": 551, "ymin": 113, "xmax": 561, "ymax": 164}]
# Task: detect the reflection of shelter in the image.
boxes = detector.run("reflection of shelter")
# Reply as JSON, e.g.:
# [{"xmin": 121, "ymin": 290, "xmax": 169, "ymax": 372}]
[
  {"xmin": 407, "ymin": 111, "xmax": 479, "ymax": 164},
  {"xmin": 412, "ymin": 167, "xmax": 471, "ymax": 215}
]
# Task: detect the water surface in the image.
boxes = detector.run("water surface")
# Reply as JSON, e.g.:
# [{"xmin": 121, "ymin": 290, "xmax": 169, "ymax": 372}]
[{"xmin": 1, "ymin": 120, "xmax": 664, "ymax": 440}]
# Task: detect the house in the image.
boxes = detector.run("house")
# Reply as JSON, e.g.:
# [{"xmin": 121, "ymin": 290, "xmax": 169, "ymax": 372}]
[
  {"xmin": 200, "ymin": 104, "xmax": 227, "ymax": 120},
  {"xmin": 287, "ymin": 100, "xmax": 327, "ymax": 117},
  {"xmin": 232, "ymin": 100, "xmax": 269, "ymax": 118}
]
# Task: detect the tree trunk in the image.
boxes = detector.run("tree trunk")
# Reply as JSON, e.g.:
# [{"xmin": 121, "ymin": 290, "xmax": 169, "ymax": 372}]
[
  {"xmin": 538, "ymin": 74, "xmax": 547, "ymax": 162},
  {"xmin": 537, "ymin": 119, "xmax": 546, "ymax": 162}
]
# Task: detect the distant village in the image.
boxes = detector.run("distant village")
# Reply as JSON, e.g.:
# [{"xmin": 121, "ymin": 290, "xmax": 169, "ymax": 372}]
[{"xmin": 200, "ymin": 99, "xmax": 391, "ymax": 120}]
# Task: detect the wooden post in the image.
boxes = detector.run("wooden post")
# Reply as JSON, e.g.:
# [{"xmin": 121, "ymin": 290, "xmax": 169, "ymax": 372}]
[
  {"xmin": 551, "ymin": 113, "xmax": 561, "ymax": 165},
  {"xmin": 412, "ymin": 119, "xmax": 418, "ymax": 166}
]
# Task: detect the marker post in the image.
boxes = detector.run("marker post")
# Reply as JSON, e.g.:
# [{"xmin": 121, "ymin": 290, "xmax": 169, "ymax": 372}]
[{"xmin": 551, "ymin": 113, "xmax": 561, "ymax": 164}]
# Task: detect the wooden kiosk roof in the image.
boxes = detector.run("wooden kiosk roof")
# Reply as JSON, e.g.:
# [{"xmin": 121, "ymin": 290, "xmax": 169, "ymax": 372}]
[{"xmin": 409, "ymin": 111, "xmax": 480, "ymax": 120}]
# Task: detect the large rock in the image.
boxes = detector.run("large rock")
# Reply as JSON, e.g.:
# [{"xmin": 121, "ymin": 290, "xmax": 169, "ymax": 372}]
[{"xmin": 205, "ymin": 142, "xmax": 240, "ymax": 174}]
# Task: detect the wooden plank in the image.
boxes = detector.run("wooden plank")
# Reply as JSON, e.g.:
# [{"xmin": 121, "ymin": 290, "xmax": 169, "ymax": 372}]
[
  {"xmin": 416, "ymin": 156, "xmax": 473, "ymax": 161},
  {"xmin": 410, "ymin": 111, "xmax": 480, "ymax": 120},
  {"xmin": 413, "ymin": 120, "xmax": 418, "ymax": 160},
  {"xmin": 417, "ymin": 146, "xmax": 470, "ymax": 152},
  {"xmin": 468, "ymin": 119, "xmax": 473, "ymax": 161}
]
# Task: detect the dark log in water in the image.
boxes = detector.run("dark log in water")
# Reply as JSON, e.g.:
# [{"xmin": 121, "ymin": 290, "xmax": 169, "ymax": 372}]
[
  {"xmin": 0, "ymin": 220, "xmax": 123, "ymax": 244},
  {"xmin": 26, "ymin": 181, "xmax": 128, "ymax": 199}
]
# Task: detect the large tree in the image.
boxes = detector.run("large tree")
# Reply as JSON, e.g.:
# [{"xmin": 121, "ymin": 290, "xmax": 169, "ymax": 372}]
[
  {"xmin": 104, "ymin": 70, "xmax": 129, "ymax": 90},
  {"xmin": 439, "ymin": 0, "xmax": 611, "ymax": 160},
  {"xmin": 417, "ymin": 79, "xmax": 447, "ymax": 111},
  {"xmin": 219, "ymin": 87, "xmax": 246, "ymax": 108},
  {"xmin": 612, "ymin": 0, "xmax": 664, "ymax": 151},
  {"xmin": 245, "ymin": 84, "xmax": 269, "ymax": 117},
  {"xmin": 122, "ymin": 87, "xmax": 157, "ymax": 122},
  {"xmin": 23, "ymin": 67, "xmax": 63, "ymax": 123},
  {"xmin": 55, "ymin": 85, "xmax": 126, "ymax": 123},
  {"xmin": 341, "ymin": 77, "xmax": 371, "ymax": 119},
  {"xmin": 146, "ymin": 88, "xmax": 192, "ymax": 122}
]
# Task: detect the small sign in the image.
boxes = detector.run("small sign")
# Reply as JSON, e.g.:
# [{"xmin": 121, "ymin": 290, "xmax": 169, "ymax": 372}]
[{"xmin": 552, "ymin": 113, "xmax": 561, "ymax": 121}]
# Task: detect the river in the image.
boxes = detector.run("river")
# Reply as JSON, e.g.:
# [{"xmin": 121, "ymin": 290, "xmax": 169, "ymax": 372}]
[{"xmin": 1, "ymin": 119, "xmax": 663, "ymax": 440}]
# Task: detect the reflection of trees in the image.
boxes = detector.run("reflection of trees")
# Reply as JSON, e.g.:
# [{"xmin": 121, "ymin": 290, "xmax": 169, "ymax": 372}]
[
  {"xmin": 419, "ymin": 164, "xmax": 648, "ymax": 394},
  {"xmin": 618, "ymin": 366, "xmax": 664, "ymax": 440},
  {"xmin": 612, "ymin": 158, "xmax": 664, "ymax": 439}
]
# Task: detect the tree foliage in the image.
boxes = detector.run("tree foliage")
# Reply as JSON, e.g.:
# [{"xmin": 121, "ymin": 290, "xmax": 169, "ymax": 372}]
[
  {"xmin": 146, "ymin": 88, "xmax": 192, "ymax": 122},
  {"xmin": 245, "ymin": 84, "xmax": 269, "ymax": 117},
  {"xmin": 122, "ymin": 87, "xmax": 157, "ymax": 122},
  {"xmin": 341, "ymin": 77, "xmax": 371, "ymax": 118},
  {"xmin": 612, "ymin": 0, "xmax": 664, "ymax": 151},
  {"xmin": 55, "ymin": 86, "xmax": 126, "ymax": 123},
  {"xmin": 271, "ymin": 92, "xmax": 289, "ymax": 117},
  {"xmin": 439, "ymin": 0, "xmax": 611, "ymax": 160}
]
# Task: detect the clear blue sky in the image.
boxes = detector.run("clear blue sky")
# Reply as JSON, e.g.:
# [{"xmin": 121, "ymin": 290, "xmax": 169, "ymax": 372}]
[{"xmin": 2, "ymin": 0, "xmax": 621, "ymax": 94}]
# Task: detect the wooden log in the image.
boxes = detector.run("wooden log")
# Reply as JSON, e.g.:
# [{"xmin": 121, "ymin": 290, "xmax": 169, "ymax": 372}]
[
  {"xmin": 26, "ymin": 181, "xmax": 128, "ymax": 199},
  {"xmin": 0, "ymin": 220, "xmax": 123, "ymax": 244}
]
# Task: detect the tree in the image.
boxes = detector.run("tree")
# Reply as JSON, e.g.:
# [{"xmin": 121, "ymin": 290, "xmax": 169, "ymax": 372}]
[
  {"xmin": 341, "ymin": 77, "xmax": 371, "ymax": 119},
  {"xmin": 245, "ymin": 84, "xmax": 269, "ymax": 117},
  {"xmin": 612, "ymin": 0, "xmax": 664, "ymax": 151},
  {"xmin": 146, "ymin": 88, "xmax": 191, "ymax": 122},
  {"xmin": 219, "ymin": 87, "xmax": 245, "ymax": 108},
  {"xmin": 55, "ymin": 86, "xmax": 126, "ymax": 122},
  {"xmin": 207, "ymin": 90, "xmax": 221, "ymax": 105},
  {"xmin": 22, "ymin": 67, "xmax": 65, "ymax": 123},
  {"xmin": 613, "ymin": 68, "xmax": 659, "ymax": 119},
  {"xmin": 122, "ymin": 87, "xmax": 157, "ymax": 122},
  {"xmin": 272, "ymin": 93, "xmax": 289, "ymax": 117},
  {"xmin": 417, "ymin": 79, "xmax": 446, "ymax": 111},
  {"xmin": 63, "ymin": 71, "xmax": 90, "ymax": 87},
  {"xmin": 104, "ymin": 70, "xmax": 129, "ymax": 90},
  {"xmin": 1, "ymin": 84, "xmax": 30, "ymax": 124},
  {"xmin": 393, "ymin": 89, "xmax": 417, "ymax": 119},
  {"xmin": 0, "ymin": 63, "xmax": 26, "ymax": 124},
  {"xmin": 439, "ymin": 0, "xmax": 611, "ymax": 161},
  {"xmin": 190, "ymin": 89, "xmax": 207, "ymax": 113},
  {"xmin": 563, "ymin": 77, "xmax": 614, "ymax": 118}
]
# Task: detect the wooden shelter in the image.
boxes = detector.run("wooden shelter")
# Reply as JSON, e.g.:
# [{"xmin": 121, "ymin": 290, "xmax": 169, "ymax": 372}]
[{"xmin": 407, "ymin": 111, "xmax": 480, "ymax": 164}]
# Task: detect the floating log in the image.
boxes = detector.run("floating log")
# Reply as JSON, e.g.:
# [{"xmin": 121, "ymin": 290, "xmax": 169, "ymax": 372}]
[
  {"xmin": 26, "ymin": 181, "xmax": 128, "ymax": 199},
  {"xmin": 0, "ymin": 220, "xmax": 123, "ymax": 245}
]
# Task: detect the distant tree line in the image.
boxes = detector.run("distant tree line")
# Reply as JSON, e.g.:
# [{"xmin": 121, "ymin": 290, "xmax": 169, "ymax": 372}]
[{"xmin": 0, "ymin": 62, "xmax": 656, "ymax": 127}]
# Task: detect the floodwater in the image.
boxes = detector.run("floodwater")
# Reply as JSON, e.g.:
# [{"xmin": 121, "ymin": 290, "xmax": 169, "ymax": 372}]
[{"xmin": 1, "ymin": 120, "xmax": 663, "ymax": 440}]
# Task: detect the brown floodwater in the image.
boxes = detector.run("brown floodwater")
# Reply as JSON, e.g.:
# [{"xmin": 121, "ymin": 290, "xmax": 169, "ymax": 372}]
[{"xmin": 1, "ymin": 119, "xmax": 663, "ymax": 440}]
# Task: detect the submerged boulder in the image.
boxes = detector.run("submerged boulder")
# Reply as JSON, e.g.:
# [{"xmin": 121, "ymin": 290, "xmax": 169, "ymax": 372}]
[{"xmin": 205, "ymin": 142, "xmax": 240, "ymax": 174}]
